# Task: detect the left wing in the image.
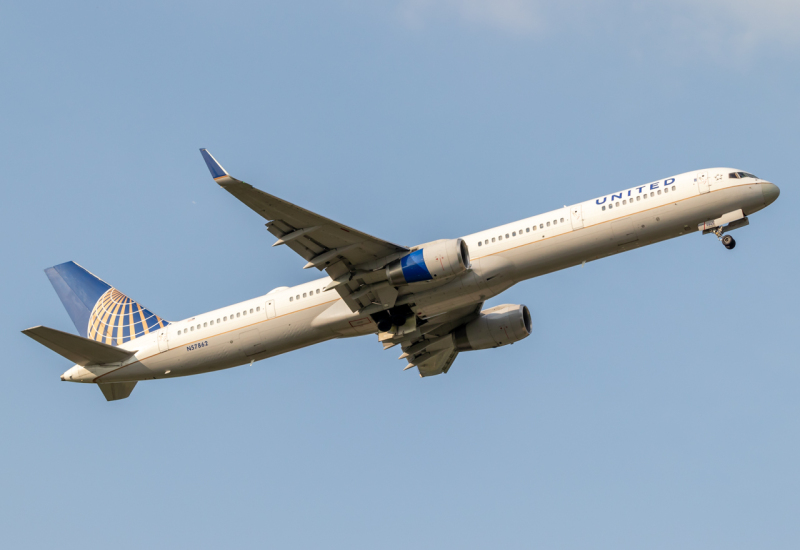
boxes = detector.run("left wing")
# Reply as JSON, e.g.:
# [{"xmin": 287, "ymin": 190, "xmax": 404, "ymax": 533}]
[{"xmin": 200, "ymin": 149, "xmax": 409, "ymax": 312}]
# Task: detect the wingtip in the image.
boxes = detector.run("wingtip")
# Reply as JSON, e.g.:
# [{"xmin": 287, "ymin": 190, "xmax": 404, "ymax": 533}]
[{"xmin": 199, "ymin": 148, "xmax": 229, "ymax": 179}]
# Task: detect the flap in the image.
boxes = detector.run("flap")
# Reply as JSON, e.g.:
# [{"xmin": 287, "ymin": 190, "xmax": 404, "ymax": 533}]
[{"xmin": 384, "ymin": 303, "xmax": 483, "ymax": 377}]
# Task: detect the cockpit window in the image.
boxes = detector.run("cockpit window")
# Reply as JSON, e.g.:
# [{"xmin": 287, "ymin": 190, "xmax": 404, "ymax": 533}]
[{"xmin": 729, "ymin": 171, "xmax": 758, "ymax": 179}]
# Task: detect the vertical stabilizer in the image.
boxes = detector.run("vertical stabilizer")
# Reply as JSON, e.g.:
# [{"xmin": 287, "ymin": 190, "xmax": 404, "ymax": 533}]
[{"xmin": 44, "ymin": 261, "xmax": 168, "ymax": 345}]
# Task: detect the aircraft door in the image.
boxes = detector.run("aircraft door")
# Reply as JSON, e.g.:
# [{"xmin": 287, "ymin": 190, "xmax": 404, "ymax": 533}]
[
  {"xmin": 697, "ymin": 171, "xmax": 710, "ymax": 194},
  {"xmin": 157, "ymin": 328, "xmax": 169, "ymax": 352},
  {"xmin": 570, "ymin": 204, "xmax": 584, "ymax": 230},
  {"xmin": 265, "ymin": 299, "xmax": 276, "ymax": 319}
]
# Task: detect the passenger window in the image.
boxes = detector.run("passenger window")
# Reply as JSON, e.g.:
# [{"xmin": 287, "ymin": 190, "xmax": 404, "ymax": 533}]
[
  {"xmin": 602, "ymin": 206, "xmax": 606, "ymax": 211},
  {"xmin": 636, "ymin": 196, "xmax": 640, "ymax": 201},
  {"xmin": 512, "ymin": 232, "xmax": 516, "ymax": 237},
  {"xmin": 250, "ymin": 308, "xmax": 254, "ymax": 313},
  {"xmin": 316, "ymin": 289, "xmax": 320, "ymax": 294},
  {"xmin": 657, "ymin": 190, "xmax": 661, "ymax": 195},
  {"xmin": 296, "ymin": 295, "xmax": 300, "ymax": 300},
  {"xmin": 539, "ymin": 224, "xmax": 544, "ymax": 229},
  {"xmin": 178, "ymin": 330, "xmax": 181, "ymax": 335},
  {"xmin": 672, "ymin": 186, "xmax": 676, "ymax": 191},
  {"xmin": 289, "ymin": 297, "xmax": 293, "ymax": 302},
  {"xmin": 623, "ymin": 200, "xmax": 627, "ymax": 205},
  {"xmin": 303, "ymin": 293, "xmax": 307, "ymax": 298},
  {"xmin": 505, "ymin": 233, "xmax": 509, "ymax": 238},
  {"xmin": 243, "ymin": 310, "xmax": 247, "ymax": 316},
  {"xmin": 609, "ymin": 204, "xmax": 613, "ymax": 209},
  {"xmin": 217, "ymin": 319, "xmax": 220, "ymax": 323},
  {"xmin": 210, "ymin": 320, "xmax": 214, "ymax": 326},
  {"xmin": 526, "ymin": 228, "xmax": 530, "ymax": 233},
  {"xmin": 499, "ymin": 235, "xmax": 503, "ymax": 241},
  {"xmin": 257, "ymin": 307, "xmax": 261, "ymax": 312},
  {"xmin": 615, "ymin": 202, "xmax": 619, "ymax": 207},
  {"xmin": 546, "ymin": 221, "xmax": 551, "ymax": 227},
  {"xmin": 664, "ymin": 188, "xmax": 668, "ymax": 193},
  {"xmin": 204, "ymin": 322, "xmax": 207, "ymax": 327},
  {"xmin": 197, "ymin": 324, "xmax": 200, "ymax": 330},
  {"xmin": 224, "ymin": 316, "xmax": 227, "ymax": 321},
  {"xmin": 190, "ymin": 326, "xmax": 194, "ymax": 332},
  {"xmin": 560, "ymin": 218, "xmax": 564, "ymax": 223},
  {"xmin": 478, "ymin": 241, "xmax": 482, "ymax": 246},
  {"xmin": 484, "ymin": 240, "xmax": 489, "ymax": 245},
  {"xmin": 643, "ymin": 194, "xmax": 647, "ymax": 199},
  {"xmin": 492, "ymin": 237, "xmax": 495, "ymax": 242},
  {"xmin": 236, "ymin": 313, "xmax": 240, "ymax": 318},
  {"xmin": 650, "ymin": 192, "xmax": 654, "ymax": 197}
]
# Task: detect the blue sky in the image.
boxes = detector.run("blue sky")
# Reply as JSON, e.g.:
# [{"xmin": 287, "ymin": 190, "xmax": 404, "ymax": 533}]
[{"xmin": 2, "ymin": 1, "xmax": 798, "ymax": 548}]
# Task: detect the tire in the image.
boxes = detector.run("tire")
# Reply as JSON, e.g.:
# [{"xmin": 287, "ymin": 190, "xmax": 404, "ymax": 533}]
[
  {"xmin": 390, "ymin": 315, "xmax": 407, "ymax": 327},
  {"xmin": 722, "ymin": 235, "xmax": 736, "ymax": 249}
]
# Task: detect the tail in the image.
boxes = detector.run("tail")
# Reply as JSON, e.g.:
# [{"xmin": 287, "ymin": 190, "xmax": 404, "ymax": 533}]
[{"xmin": 44, "ymin": 261, "xmax": 169, "ymax": 345}]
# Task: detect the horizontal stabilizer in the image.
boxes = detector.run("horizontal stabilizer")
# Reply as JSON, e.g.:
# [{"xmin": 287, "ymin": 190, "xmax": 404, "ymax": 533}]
[
  {"xmin": 22, "ymin": 326, "xmax": 137, "ymax": 366},
  {"xmin": 98, "ymin": 381, "xmax": 137, "ymax": 401}
]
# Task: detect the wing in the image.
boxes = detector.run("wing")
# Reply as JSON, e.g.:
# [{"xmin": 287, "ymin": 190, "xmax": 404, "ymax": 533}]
[
  {"xmin": 379, "ymin": 303, "xmax": 483, "ymax": 377},
  {"xmin": 201, "ymin": 149, "xmax": 409, "ymax": 312}
]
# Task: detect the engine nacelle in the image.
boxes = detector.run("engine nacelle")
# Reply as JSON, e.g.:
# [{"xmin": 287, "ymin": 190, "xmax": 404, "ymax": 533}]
[
  {"xmin": 385, "ymin": 238, "xmax": 470, "ymax": 286},
  {"xmin": 453, "ymin": 304, "xmax": 532, "ymax": 351}
]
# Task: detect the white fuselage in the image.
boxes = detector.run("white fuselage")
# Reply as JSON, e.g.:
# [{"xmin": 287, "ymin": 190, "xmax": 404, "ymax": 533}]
[{"xmin": 62, "ymin": 168, "xmax": 778, "ymax": 384}]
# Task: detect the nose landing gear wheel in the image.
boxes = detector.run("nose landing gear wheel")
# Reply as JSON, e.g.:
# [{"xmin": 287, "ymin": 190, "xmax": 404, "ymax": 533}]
[{"xmin": 722, "ymin": 235, "xmax": 736, "ymax": 249}]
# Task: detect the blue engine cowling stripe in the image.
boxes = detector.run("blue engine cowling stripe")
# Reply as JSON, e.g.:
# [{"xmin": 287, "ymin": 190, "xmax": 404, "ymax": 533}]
[{"xmin": 400, "ymin": 249, "xmax": 432, "ymax": 283}]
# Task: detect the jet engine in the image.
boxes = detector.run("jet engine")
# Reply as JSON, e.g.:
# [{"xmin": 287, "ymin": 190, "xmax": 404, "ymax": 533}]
[
  {"xmin": 385, "ymin": 238, "xmax": 470, "ymax": 286},
  {"xmin": 453, "ymin": 304, "xmax": 532, "ymax": 351}
]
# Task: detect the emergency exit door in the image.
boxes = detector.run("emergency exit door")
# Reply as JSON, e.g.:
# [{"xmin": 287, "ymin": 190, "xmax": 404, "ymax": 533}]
[
  {"xmin": 570, "ymin": 203, "xmax": 584, "ymax": 230},
  {"xmin": 157, "ymin": 328, "xmax": 169, "ymax": 352},
  {"xmin": 697, "ymin": 171, "xmax": 709, "ymax": 194}
]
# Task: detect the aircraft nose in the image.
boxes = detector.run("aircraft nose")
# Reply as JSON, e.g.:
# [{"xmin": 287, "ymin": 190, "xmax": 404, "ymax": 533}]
[{"xmin": 762, "ymin": 182, "xmax": 780, "ymax": 206}]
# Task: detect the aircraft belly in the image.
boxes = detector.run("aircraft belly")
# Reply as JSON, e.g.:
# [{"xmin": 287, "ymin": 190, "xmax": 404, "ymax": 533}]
[
  {"xmin": 259, "ymin": 307, "xmax": 334, "ymax": 357},
  {"xmin": 311, "ymin": 300, "xmax": 379, "ymax": 338}
]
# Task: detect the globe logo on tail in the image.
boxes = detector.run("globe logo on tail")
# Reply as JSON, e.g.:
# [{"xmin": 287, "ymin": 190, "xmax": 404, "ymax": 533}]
[{"xmin": 87, "ymin": 288, "xmax": 169, "ymax": 345}]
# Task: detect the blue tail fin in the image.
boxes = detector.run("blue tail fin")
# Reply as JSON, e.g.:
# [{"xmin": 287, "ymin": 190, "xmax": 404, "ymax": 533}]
[{"xmin": 44, "ymin": 261, "xmax": 169, "ymax": 345}]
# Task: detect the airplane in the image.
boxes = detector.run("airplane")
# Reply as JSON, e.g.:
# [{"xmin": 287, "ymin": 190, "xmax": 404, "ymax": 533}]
[{"xmin": 23, "ymin": 150, "xmax": 780, "ymax": 401}]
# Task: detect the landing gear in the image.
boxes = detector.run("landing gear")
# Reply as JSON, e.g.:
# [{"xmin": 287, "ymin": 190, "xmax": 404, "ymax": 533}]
[
  {"xmin": 722, "ymin": 235, "xmax": 736, "ymax": 250},
  {"xmin": 373, "ymin": 305, "xmax": 418, "ymax": 333},
  {"xmin": 390, "ymin": 314, "xmax": 407, "ymax": 327},
  {"xmin": 708, "ymin": 225, "xmax": 736, "ymax": 250}
]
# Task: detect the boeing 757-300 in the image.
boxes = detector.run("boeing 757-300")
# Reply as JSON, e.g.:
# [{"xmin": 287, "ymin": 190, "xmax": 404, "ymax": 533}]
[{"xmin": 23, "ymin": 150, "xmax": 780, "ymax": 400}]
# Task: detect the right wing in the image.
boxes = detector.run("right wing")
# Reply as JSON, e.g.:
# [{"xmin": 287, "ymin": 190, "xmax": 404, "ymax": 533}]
[
  {"xmin": 200, "ymin": 149, "xmax": 409, "ymax": 312},
  {"xmin": 379, "ymin": 303, "xmax": 483, "ymax": 377}
]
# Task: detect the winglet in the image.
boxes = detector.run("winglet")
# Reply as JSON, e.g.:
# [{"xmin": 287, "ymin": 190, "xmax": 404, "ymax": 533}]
[{"xmin": 199, "ymin": 148, "xmax": 229, "ymax": 179}]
